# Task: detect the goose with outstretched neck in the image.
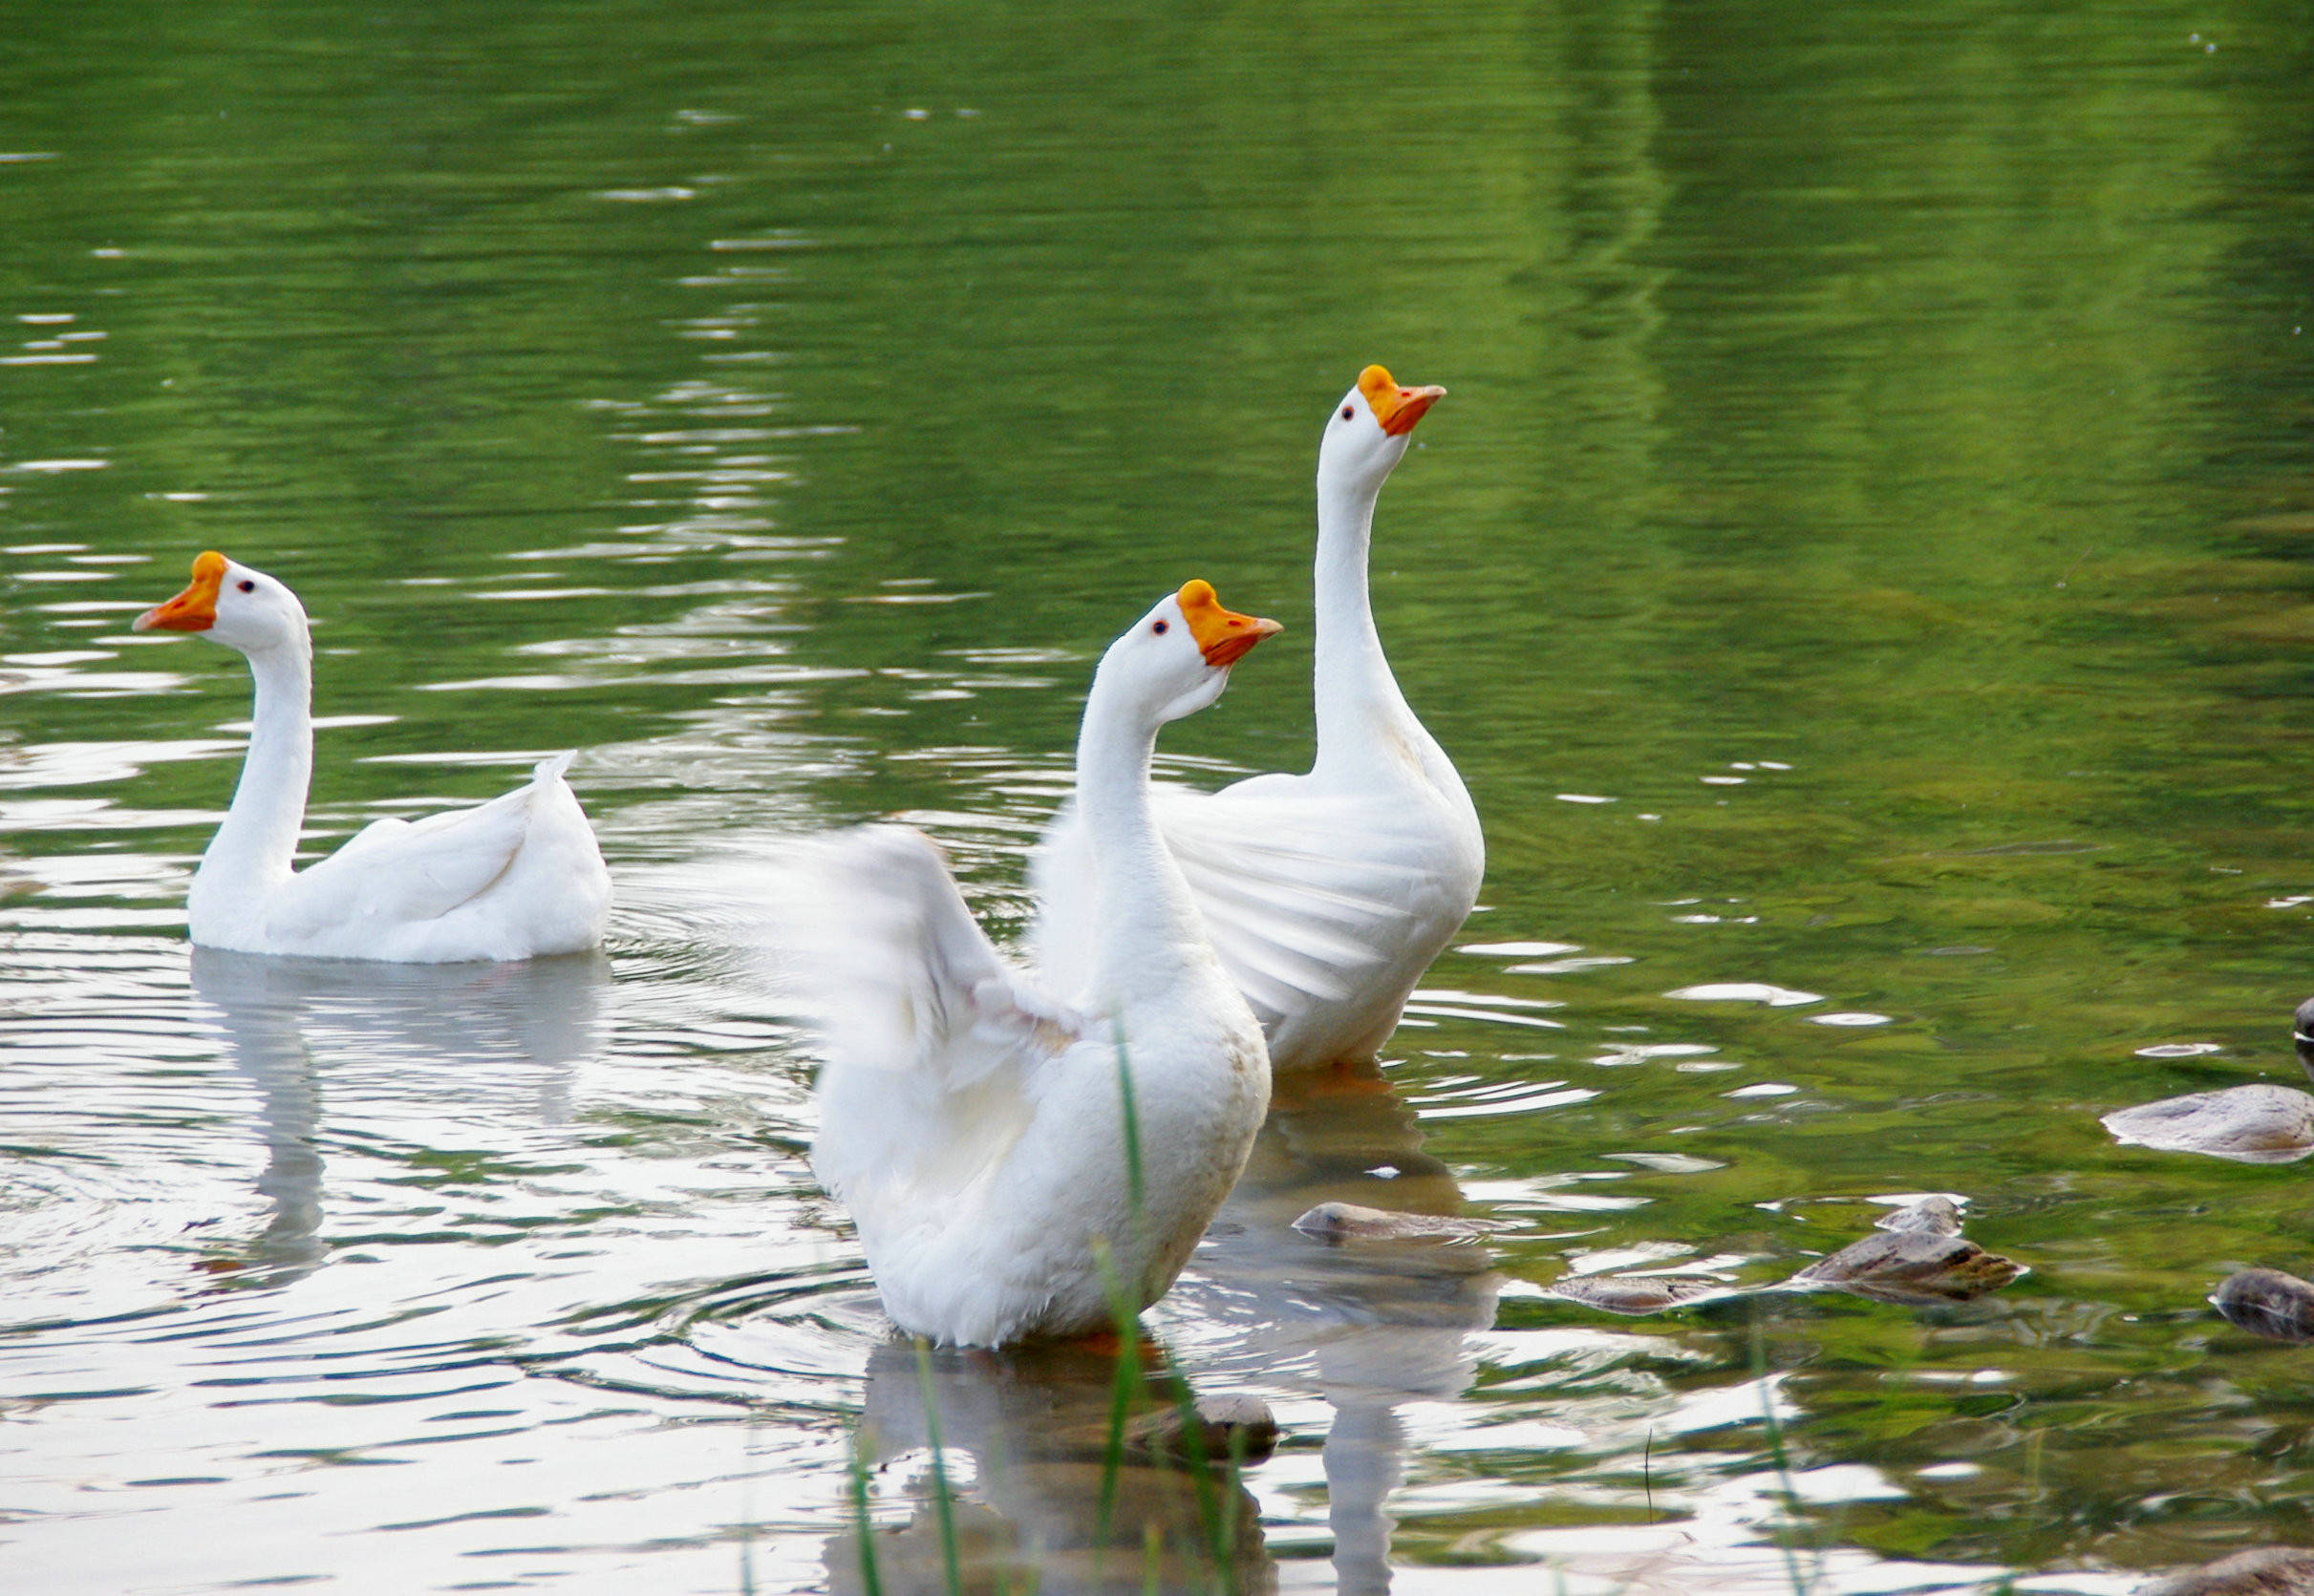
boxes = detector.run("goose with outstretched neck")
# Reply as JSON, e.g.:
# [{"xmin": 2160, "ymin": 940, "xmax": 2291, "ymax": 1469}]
[{"xmin": 1034, "ymin": 367, "xmax": 1483, "ymax": 1072}]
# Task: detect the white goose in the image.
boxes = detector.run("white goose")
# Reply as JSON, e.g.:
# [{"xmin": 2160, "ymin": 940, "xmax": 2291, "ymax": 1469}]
[
  {"xmin": 1035, "ymin": 367, "xmax": 1482, "ymax": 1071},
  {"xmin": 807, "ymin": 581, "xmax": 1280, "ymax": 1347},
  {"xmin": 135, "ymin": 550, "xmax": 612, "ymax": 963}
]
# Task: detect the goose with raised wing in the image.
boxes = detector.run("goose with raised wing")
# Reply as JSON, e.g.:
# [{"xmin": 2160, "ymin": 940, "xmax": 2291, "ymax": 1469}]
[
  {"xmin": 1034, "ymin": 367, "xmax": 1482, "ymax": 1071},
  {"xmin": 135, "ymin": 550, "xmax": 612, "ymax": 963},
  {"xmin": 806, "ymin": 581, "xmax": 1279, "ymax": 1347}
]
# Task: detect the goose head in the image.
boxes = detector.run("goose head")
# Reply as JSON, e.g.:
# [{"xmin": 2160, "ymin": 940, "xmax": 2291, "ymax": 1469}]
[
  {"xmin": 1318, "ymin": 364, "xmax": 1446, "ymax": 498},
  {"xmin": 1094, "ymin": 580, "xmax": 1282, "ymax": 725},
  {"xmin": 135, "ymin": 551, "xmax": 310, "ymax": 655}
]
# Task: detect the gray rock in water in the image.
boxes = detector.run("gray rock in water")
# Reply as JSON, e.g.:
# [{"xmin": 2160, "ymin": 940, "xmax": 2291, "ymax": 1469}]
[
  {"xmin": 1790, "ymin": 1228, "xmax": 2023, "ymax": 1306},
  {"xmin": 1128, "ymin": 1394, "xmax": 1279, "ymax": 1466},
  {"xmin": 1549, "ymin": 1274, "xmax": 1726, "ymax": 1315},
  {"xmin": 2213, "ymin": 1268, "xmax": 2314, "ymax": 1344},
  {"xmin": 1291, "ymin": 1201, "xmax": 1496, "ymax": 1244},
  {"xmin": 2103, "ymin": 1084, "xmax": 2314, "ymax": 1164},
  {"xmin": 1875, "ymin": 1196, "xmax": 1963, "ymax": 1235},
  {"xmin": 2137, "ymin": 1545, "xmax": 2314, "ymax": 1594}
]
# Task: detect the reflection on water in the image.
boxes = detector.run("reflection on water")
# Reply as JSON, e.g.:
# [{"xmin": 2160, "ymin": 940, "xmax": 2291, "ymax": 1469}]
[
  {"xmin": 830, "ymin": 1338, "xmax": 1274, "ymax": 1596},
  {"xmin": 3, "ymin": 0, "xmax": 2314, "ymax": 1589},
  {"xmin": 186, "ymin": 948, "xmax": 611, "ymax": 1283},
  {"xmin": 1184, "ymin": 1064, "xmax": 1502, "ymax": 1596}
]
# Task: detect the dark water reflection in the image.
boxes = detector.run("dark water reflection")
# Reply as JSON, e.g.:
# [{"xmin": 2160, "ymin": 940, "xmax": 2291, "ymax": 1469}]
[
  {"xmin": 5, "ymin": 0, "xmax": 2314, "ymax": 1589},
  {"xmin": 830, "ymin": 1339, "xmax": 1274, "ymax": 1596}
]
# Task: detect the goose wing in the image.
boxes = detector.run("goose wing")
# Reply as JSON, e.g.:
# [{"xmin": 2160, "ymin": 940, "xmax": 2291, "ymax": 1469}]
[
  {"xmin": 1032, "ymin": 780, "xmax": 1416, "ymax": 1031},
  {"xmin": 268, "ymin": 753, "xmax": 576, "ymax": 940},
  {"xmin": 803, "ymin": 826, "xmax": 1086, "ymax": 1208},
  {"xmin": 810, "ymin": 824, "xmax": 1084, "ymax": 1086}
]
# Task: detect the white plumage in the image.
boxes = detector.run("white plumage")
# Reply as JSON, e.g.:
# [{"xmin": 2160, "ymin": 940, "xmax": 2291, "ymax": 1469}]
[
  {"xmin": 1036, "ymin": 367, "xmax": 1483, "ymax": 1070},
  {"xmin": 136, "ymin": 550, "xmax": 612, "ymax": 963},
  {"xmin": 805, "ymin": 582, "xmax": 1279, "ymax": 1347}
]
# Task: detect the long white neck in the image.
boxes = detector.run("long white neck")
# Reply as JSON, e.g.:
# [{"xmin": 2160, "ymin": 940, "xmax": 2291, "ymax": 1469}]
[
  {"xmin": 190, "ymin": 636, "xmax": 313, "ymax": 926},
  {"xmin": 1072, "ymin": 679, "xmax": 1210, "ymax": 1004},
  {"xmin": 1312, "ymin": 465, "xmax": 1428, "ymax": 785}
]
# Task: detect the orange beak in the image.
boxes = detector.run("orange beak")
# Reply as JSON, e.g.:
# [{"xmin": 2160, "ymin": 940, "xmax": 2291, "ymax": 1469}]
[
  {"xmin": 1176, "ymin": 579, "xmax": 1282, "ymax": 668},
  {"xmin": 1358, "ymin": 365, "xmax": 1446, "ymax": 437},
  {"xmin": 135, "ymin": 550, "xmax": 228, "ymax": 632}
]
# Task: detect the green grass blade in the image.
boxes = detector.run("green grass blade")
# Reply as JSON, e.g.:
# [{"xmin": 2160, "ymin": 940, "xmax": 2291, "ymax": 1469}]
[
  {"xmin": 912, "ymin": 1335, "xmax": 965, "ymax": 1596},
  {"xmin": 846, "ymin": 1431, "xmax": 886, "ymax": 1596},
  {"xmin": 1748, "ymin": 1310, "xmax": 1812, "ymax": 1596}
]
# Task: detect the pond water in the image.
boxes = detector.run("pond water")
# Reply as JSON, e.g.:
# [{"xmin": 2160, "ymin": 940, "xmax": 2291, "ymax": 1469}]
[{"xmin": 6, "ymin": 2, "xmax": 2314, "ymax": 1591}]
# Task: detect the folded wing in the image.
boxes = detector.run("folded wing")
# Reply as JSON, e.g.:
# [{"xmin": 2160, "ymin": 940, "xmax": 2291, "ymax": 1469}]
[
  {"xmin": 268, "ymin": 753, "xmax": 580, "ymax": 942},
  {"xmin": 1032, "ymin": 780, "xmax": 1420, "ymax": 1032}
]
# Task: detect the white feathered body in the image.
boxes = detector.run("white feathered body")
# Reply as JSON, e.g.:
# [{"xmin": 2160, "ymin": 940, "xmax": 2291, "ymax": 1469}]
[
  {"xmin": 810, "ymin": 827, "xmax": 1268, "ymax": 1347},
  {"xmin": 1035, "ymin": 745, "xmax": 1481, "ymax": 1073},
  {"xmin": 1034, "ymin": 367, "xmax": 1484, "ymax": 1071},
  {"xmin": 139, "ymin": 552, "xmax": 612, "ymax": 965},
  {"xmin": 803, "ymin": 585, "xmax": 1280, "ymax": 1347},
  {"xmin": 191, "ymin": 752, "xmax": 612, "ymax": 964}
]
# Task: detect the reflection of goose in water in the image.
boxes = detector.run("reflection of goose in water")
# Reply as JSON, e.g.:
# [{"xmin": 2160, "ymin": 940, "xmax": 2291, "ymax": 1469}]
[
  {"xmin": 1171, "ymin": 1061, "xmax": 1502, "ymax": 1596},
  {"xmin": 825, "ymin": 1335, "xmax": 1275, "ymax": 1596},
  {"xmin": 188, "ymin": 948, "xmax": 611, "ymax": 1282}
]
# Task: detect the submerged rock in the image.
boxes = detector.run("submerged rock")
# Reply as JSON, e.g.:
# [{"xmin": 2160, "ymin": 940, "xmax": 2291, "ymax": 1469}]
[
  {"xmin": 1789, "ymin": 1228, "xmax": 2023, "ymax": 1306},
  {"xmin": 2102, "ymin": 1084, "xmax": 2314, "ymax": 1164},
  {"xmin": 1548, "ymin": 1274, "xmax": 1725, "ymax": 1315},
  {"xmin": 2137, "ymin": 1545, "xmax": 2314, "ymax": 1594},
  {"xmin": 1290, "ymin": 1201, "xmax": 1497, "ymax": 1244},
  {"xmin": 1875, "ymin": 1196, "xmax": 1963, "ymax": 1235},
  {"xmin": 1542, "ymin": 1194, "xmax": 2017, "ymax": 1317},
  {"xmin": 1127, "ymin": 1394, "xmax": 1279, "ymax": 1465},
  {"xmin": 2213, "ymin": 1268, "xmax": 2314, "ymax": 1344}
]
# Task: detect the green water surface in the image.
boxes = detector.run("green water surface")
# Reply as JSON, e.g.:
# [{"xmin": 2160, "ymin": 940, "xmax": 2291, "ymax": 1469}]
[{"xmin": 4, "ymin": 2, "xmax": 2314, "ymax": 1591}]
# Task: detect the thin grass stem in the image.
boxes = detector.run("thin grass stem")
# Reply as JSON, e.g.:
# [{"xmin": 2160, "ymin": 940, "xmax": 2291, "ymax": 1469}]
[
  {"xmin": 846, "ymin": 1434, "xmax": 886, "ymax": 1596},
  {"xmin": 1114, "ymin": 1024, "xmax": 1147, "ymax": 1241},
  {"xmin": 1748, "ymin": 1310, "xmax": 1812, "ymax": 1596},
  {"xmin": 1106, "ymin": 1035, "xmax": 1244, "ymax": 1594},
  {"xmin": 1091, "ymin": 1234, "xmax": 1146, "ymax": 1567},
  {"xmin": 1645, "ymin": 1422, "xmax": 1660, "ymax": 1524},
  {"xmin": 912, "ymin": 1335, "xmax": 964, "ymax": 1596},
  {"xmin": 1156, "ymin": 1362, "xmax": 1235, "ymax": 1596}
]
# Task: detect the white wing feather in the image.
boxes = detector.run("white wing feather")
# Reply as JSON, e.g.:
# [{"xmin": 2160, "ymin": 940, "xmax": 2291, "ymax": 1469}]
[
  {"xmin": 267, "ymin": 752, "xmax": 574, "ymax": 940},
  {"xmin": 1032, "ymin": 780, "xmax": 1427, "ymax": 1032},
  {"xmin": 811, "ymin": 825, "xmax": 1084, "ymax": 1082},
  {"xmin": 803, "ymin": 826, "xmax": 1086, "ymax": 1210}
]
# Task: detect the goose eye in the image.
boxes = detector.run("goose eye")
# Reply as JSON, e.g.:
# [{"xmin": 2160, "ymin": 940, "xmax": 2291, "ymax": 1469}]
[
  {"xmin": 1151, "ymin": 619, "xmax": 1168, "ymax": 635},
  {"xmin": 237, "ymin": 580, "xmax": 255, "ymax": 593},
  {"xmin": 1339, "ymin": 405, "xmax": 1354, "ymax": 421}
]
